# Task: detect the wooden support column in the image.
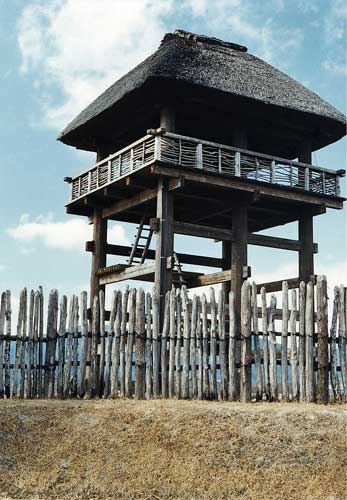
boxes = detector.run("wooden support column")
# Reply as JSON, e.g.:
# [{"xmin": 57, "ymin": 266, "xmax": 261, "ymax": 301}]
[
  {"xmin": 90, "ymin": 208, "xmax": 107, "ymax": 307},
  {"xmin": 231, "ymin": 205, "xmax": 248, "ymax": 399},
  {"xmin": 222, "ymin": 241, "xmax": 231, "ymax": 299},
  {"xmin": 155, "ymin": 178, "xmax": 174, "ymax": 324},
  {"xmin": 298, "ymin": 140, "xmax": 314, "ymax": 284},
  {"xmin": 298, "ymin": 210, "xmax": 314, "ymax": 283}
]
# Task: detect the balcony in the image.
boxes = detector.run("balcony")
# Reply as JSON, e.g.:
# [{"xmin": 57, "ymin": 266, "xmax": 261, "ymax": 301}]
[{"xmin": 66, "ymin": 129, "xmax": 345, "ymax": 204}]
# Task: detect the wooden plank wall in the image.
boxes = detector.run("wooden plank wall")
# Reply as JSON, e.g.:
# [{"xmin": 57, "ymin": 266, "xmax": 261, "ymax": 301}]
[{"xmin": 0, "ymin": 277, "xmax": 346, "ymax": 403}]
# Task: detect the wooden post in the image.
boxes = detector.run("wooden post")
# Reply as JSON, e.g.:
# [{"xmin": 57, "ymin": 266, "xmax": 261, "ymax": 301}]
[
  {"xmin": 316, "ymin": 275, "xmax": 329, "ymax": 404},
  {"xmin": 155, "ymin": 178, "xmax": 174, "ymax": 324},
  {"xmin": 298, "ymin": 210, "xmax": 314, "ymax": 283},
  {"xmin": 222, "ymin": 241, "xmax": 231, "ymax": 299},
  {"xmin": 231, "ymin": 204, "xmax": 248, "ymax": 399},
  {"xmin": 90, "ymin": 208, "xmax": 107, "ymax": 307}
]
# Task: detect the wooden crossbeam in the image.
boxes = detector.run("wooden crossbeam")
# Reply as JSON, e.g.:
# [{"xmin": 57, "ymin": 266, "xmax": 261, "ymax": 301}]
[
  {"xmin": 256, "ymin": 275, "xmax": 317, "ymax": 294},
  {"xmin": 102, "ymin": 177, "xmax": 184, "ymax": 219},
  {"xmin": 151, "ymin": 164, "xmax": 344, "ymax": 210},
  {"xmin": 86, "ymin": 241, "xmax": 224, "ymax": 268},
  {"xmin": 187, "ymin": 270, "xmax": 232, "ymax": 288},
  {"xmin": 98, "ymin": 263, "xmax": 156, "ymax": 285}
]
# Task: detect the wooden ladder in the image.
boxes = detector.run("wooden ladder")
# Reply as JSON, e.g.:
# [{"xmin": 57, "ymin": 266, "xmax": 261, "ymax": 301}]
[
  {"xmin": 128, "ymin": 216, "xmax": 153, "ymax": 265},
  {"xmin": 172, "ymin": 251, "xmax": 186, "ymax": 286}
]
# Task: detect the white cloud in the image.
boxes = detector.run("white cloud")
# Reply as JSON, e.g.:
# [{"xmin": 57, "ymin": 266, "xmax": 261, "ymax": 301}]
[
  {"xmin": 17, "ymin": 0, "xmax": 173, "ymax": 129},
  {"xmin": 17, "ymin": 0, "xmax": 306, "ymax": 132},
  {"xmin": 6, "ymin": 213, "xmax": 128, "ymax": 251},
  {"xmin": 322, "ymin": 0, "xmax": 346, "ymax": 77}
]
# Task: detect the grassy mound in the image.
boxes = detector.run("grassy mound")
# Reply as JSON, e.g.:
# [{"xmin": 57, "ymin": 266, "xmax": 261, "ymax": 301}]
[{"xmin": 0, "ymin": 399, "xmax": 346, "ymax": 499}]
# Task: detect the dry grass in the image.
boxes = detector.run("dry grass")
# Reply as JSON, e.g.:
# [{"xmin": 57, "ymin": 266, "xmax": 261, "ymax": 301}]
[{"xmin": 0, "ymin": 399, "xmax": 346, "ymax": 500}]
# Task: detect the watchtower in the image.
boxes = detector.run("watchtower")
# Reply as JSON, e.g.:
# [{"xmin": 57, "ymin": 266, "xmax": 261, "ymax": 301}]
[{"xmin": 60, "ymin": 30, "xmax": 346, "ymax": 328}]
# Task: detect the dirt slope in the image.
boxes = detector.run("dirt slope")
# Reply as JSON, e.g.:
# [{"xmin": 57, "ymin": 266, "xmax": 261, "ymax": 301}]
[{"xmin": 0, "ymin": 399, "xmax": 346, "ymax": 500}]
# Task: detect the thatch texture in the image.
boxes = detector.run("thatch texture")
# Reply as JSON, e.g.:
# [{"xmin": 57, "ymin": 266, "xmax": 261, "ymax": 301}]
[{"xmin": 58, "ymin": 29, "xmax": 346, "ymax": 153}]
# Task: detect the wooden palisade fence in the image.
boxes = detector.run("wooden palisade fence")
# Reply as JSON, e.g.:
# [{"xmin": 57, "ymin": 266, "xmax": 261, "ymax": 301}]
[{"xmin": 0, "ymin": 276, "xmax": 346, "ymax": 403}]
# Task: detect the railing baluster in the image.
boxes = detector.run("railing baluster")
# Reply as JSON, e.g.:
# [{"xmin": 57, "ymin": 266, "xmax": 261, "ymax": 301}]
[
  {"xmin": 255, "ymin": 158, "xmax": 259, "ymax": 180},
  {"xmin": 196, "ymin": 143, "xmax": 203, "ymax": 169},
  {"xmin": 119, "ymin": 154, "xmax": 122, "ymax": 177},
  {"xmin": 218, "ymin": 148, "xmax": 222, "ymax": 173},
  {"xmin": 78, "ymin": 177, "xmax": 82, "ymax": 197},
  {"xmin": 178, "ymin": 138, "xmax": 182, "ymax": 165},
  {"xmin": 130, "ymin": 148, "xmax": 134, "ymax": 171},
  {"xmin": 304, "ymin": 167, "xmax": 310, "ymax": 191},
  {"xmin": 154, "ymin": 135, "xmax": 161, "ymax": 161},
  {"xmin": 335, "ymin": 175, "xmax": 341, "ymax": 197},
  {"xmin": 107, "ymin": 160, "xmax": 112, "ymax": 183},
  {"xmin": 290, "ymin": 162, "xmax": 293, "ymax": 187},
  {"xmin": 142, "ymin": 141, "xmax": 145, "ymax": 166},
  {"xmin": 270, "ymin": 161, "xmax": 276, "ymax": 183},
  {"xmin": 322, "ymin": 171, "xmax": 326, "ymax": 195},
  {"xmin": 235, "ymin": 152, "xmax": 241, "ymax": 177}
]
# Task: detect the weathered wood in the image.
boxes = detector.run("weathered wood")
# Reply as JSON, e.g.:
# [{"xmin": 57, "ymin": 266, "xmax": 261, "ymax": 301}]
[
  {"xmin": 290, "ymin": 289, "xmax": 298, "ymax": 401},
  {"xmin": 218, "ymin": 290, "xmax": 228, "ymax": 400},
  {"xmin": 64, "ymin": 297, "xmax": 74, "ymax": 398},
  {"xmin": 305, "ymin": 281, "xmax": 315, "ymax": 402},
  {"xmin": 298, "ymin": 282, "xmax": 306, "ymax": 402},
  {"xmin": 152, "ymin": 288, "xmax": 160, "ymax": 398},
  {"xmin": 0, "ymin": 293, "xmax": 6, "ymax": 398},
  {"xmin": 299, "ymin": 211, "xmax": 314, "ymax": 283},
  {"xmin": 32, "ymin": 291, "xmax": 40, "ymax": 398},
  {"xmin": 4, "ymin": 291, "xmax": 11, "ymax": 399},
  {"xmin": 252, "ymin": 282, "xmax": 262, "ymax": 401},
  {"xmin": 201, "ymin": 293, "xmax": 210, "ymax": 400},
  {"xmin": 182, "ymin": 287, "xmax": 190, "ymax": 399},
  {"xmin": 103, "ymin": 290, "xmax": 116, "ymax": 398},
  {"xmin": 228, "ymin": 290, "xmax": 237, "ymax": 401},
  {"xmin": 125, "ymin": 289, "xmax": 136, "ymax": 397},
  {"xmin": 190, "ymin": 295, "xmax": 198, "ymax": 399},
  {"xmin": 240, "ymin": 281, "xmax": 252, "ymax": 403},
  {"xmin": 90, "ymin": 295, "xmax": 99, "ymax": 398},
  {"xmin": 168, "ymin": 287, "xmax": 176, "ymax": 398},
  {"xmin": 135, "ymin": 288, "xmax": 146, "ymax": 399},
  {"xmin": 188, "ymin": 270, "xmax": 231, "ymax": 288},
  {"xmin": 57, "ymin": 295, "xmax": 67, "ymax": 399},
  {"xmin": 281, "ymin": 281, "xmax": 289, "ymax": 401},
  {"xmin": 256, "ymin": 277, "xmax": 316, "ymax": 294},
  {"xmin": 72, "ymin": 295, "xmax": 79, "ymax": 397},
  {"xmin": 119, "ymin": 286, "xmax": 130, "ymax": 397},
  {"xmin": 330, "ymin": 287, "xmax": 339, "ymax": 401},
  {"xmin": 19, "ymin": 288, "xmax": 28, "ymax": 399},
  {"xmin": 79, "ymin": 291, "xmax": 88, "ymax": 398},
  {"xmin": 12, "ymin": 289, "xmax": 24, "ymax": 398},
  {"xmin": 210, "ymin": 287, "xmax": 217, "ymax": 400},
  {"xmin": 45, "ymin": 290, "xmax": 58, "ymax": 399},
  {"xmin": 161, "ymin": 291, "xmax": 170, "ymax": 398},
  {"xmin": 175, "ymin": 289, "xmax": 182, "ymax": 398},
  {"xmin": 155, "ymin": 177, "xmax": 174, "ymax": 325},
  {"xmin": 25, "ymin": 290, "xmax": 34, "ymax": 398},
  {"xmin": 338, "ymin": 284, "xmax": 347, "ymax": 401},
  {"xmin": 111, "ymin": 291, "xmax": 122, "ymax": 398},
  {"xmin": 316, "ymin": 276, "xmax": 329, "ymax": 404},
  {"xmin": 261, "ymin": 287, "xmax": 270, "ymax": 400},
  {"xmin": 268, "ymin": 294, "xmax": 278, "ymax": 401},
  {"xmin": 98, "ymin": 290, "xmax": 105, "ymax": 396},
  {"xmin": 38, "ymin": 287, "xmax": 44, "ymax": 398},
  {"xmin": 197, "ymin": 297, "xmax": 203, "ymax": 400},
  {"xmin": 99, "ymin": 263, "xmax": 156, "ymax": 286},
  {"xmin": 145, "ymin": 292, "xmax": 152, "ymax": 399}
]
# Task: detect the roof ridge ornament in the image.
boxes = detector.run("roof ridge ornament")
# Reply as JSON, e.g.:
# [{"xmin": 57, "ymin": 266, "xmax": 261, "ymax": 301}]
[{"xmin": 162, "ymin": 29, "xmax": 248, "ymax": 52}]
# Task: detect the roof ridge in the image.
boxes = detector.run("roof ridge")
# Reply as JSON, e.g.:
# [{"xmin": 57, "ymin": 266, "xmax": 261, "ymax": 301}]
[{"xmin": 161, "ymin": 29, "xmax": 248, "ymax": 53}]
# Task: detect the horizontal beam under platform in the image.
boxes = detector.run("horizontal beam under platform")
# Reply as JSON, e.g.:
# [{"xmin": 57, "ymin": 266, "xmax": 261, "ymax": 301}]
[
  {"xmin": 150, "ymin": 164, "xmax": 344, "ymax": 210},
  {"xmin": 98, "ymin": 263, "xmax": 156, "ymax": 285},
  {"xmin": 86, "ymin": 241, "xmax": 224, "ymax": 268},
  {"xmin": 172, "ymin": 222, "xmax": 318, "ymax": 252},
  {"xmin": 256, "ymin": 275, "xmax": 317, "ymax": 294},
  {"xmin": 102, "ymin": 176, "xmax": 184, "ymax": 219}
]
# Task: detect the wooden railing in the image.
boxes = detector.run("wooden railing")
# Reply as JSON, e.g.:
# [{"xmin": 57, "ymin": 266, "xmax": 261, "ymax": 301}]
[{"xmin": 67, "ymin": 130, "xmax": 345, "ymax": 202}]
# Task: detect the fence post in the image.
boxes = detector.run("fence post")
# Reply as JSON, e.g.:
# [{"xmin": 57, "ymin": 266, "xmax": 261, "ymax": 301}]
[
  {"xmin": 299, "ymin": 282, "xmax": 306, "ymax": 402},
  {"xmin": 79, "ymin": 291, "xmax": 88, "ymax": 399},
  {"xmin": 281, "ymin": 281, "xmax": 289, "ymax": 401},
  {"xmin": 168, "ymin": 287, "xmax": 176, "ymax": 398},
  {"xmin": 90, "ymin": 294, "xmax": 99, "ymax": 398},
  {"xmin": 240, "ymin": 280, "xmax": 251, "ymax": 403},
  {"xmin": 338, "ymin": 284, "xmax": 347, "ymax": 401},
  {"xmin": 135, "ymin": 288, "xmax": 145, "ymax": 400},
  {"xmin": 181, "ymin": 287, "xmax": 190, "ymax": 399},
  {"xmin": 316, "ymin": 276, "xmax": 329, "ymax": 404},
  {"xmin": 209, "ymin": 287, "xmax": 217, "ymax": 400},
  {"xmin": 57, "ymin": 295, "xmax": 67, "ymax": 399},
  {"xmin": 252, "ymin": 282, "xmax": 262, "ymax": 401},
  {"xmin": 268, "ymin": 294, "xmax": 277, "ymax": 401},
  {"xmin": 305, "ymin": 281, "xmax": 314, "ymax": 402},
  {"xmin": 261, "ymin": 287, "xmax": 270, "ymax": 400},
  {"xmin": 330, "ymin": 287, "xmax": 339, "ymax": 401},
  {"xmin": 152, "ymin": 288, "xmax": 160, "ymax": 398},
  {"xmin": 228, "ymin": 290, "xmax": 237, "ymax": 401},
  {"xmin": 45, "ymin": 289, "xmax": 58, "ymax": 399},
  {"xmin": 290, "ymin": 289, "xmax": 299, "ymax": 401}
]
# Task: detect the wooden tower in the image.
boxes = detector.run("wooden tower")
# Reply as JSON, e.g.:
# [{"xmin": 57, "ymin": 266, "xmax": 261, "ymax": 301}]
[{"xmin": 60, "ymin": 30, "xmax": 346, "ymax": 330}]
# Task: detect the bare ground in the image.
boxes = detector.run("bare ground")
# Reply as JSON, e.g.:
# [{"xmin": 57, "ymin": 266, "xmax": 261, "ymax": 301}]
[{"xmin": 0, "ymin": 399, "xmax": 346, "ymax": 500}]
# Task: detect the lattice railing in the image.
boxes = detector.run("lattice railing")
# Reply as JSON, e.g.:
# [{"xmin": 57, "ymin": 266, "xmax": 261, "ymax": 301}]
[{"xmin": 67, "ymin": 130, "xmax": 345, "ymax": 202}]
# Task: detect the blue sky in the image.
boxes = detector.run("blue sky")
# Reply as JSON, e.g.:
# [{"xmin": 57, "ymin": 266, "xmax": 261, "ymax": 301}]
[{"xmin": 0, "ymin": 0, "xmax": 346, "ymax": 303}]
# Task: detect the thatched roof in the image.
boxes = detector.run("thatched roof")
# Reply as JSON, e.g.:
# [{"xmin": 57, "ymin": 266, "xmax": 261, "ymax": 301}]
[{"xmin": 58, "ymin": 29, "xmax": 346, "ymax": 153}]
